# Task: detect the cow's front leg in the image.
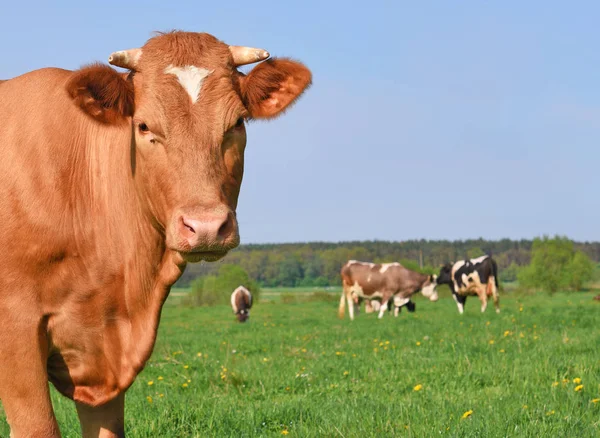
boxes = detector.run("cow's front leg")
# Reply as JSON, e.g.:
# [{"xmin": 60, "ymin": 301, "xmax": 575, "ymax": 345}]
[
  {"xmin": 452, "ymin": 293, "xmax": 466, "ymax": 314},
  {"xmin": 0, "ymin": 318, "xmax": 60, "ymax": 438},
  {"xmin": 76, "ymin": 393, "xmax": 125, "ymax": 438}
]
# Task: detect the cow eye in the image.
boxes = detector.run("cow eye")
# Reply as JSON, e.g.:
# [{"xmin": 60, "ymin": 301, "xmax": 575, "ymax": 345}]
[
  {"xmin": 234, "ymin": 117, "xmax": 244, "ymax": 128},
  {"xmin": 139, "ymin": 123, "xmax": 149, "ymax": 133}
]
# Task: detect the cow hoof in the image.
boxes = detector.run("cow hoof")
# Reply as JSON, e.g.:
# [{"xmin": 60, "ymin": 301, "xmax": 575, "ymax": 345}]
[{"xmin": 496, "ymin": 309, "xmax": 501, "ymax": 314}]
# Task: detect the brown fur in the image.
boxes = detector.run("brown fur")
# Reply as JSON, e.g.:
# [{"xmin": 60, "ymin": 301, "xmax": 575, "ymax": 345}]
[
  {"xmin": 66, "ymin": 63, "xmax": 135, "ymax": 124},
  {"xmin": 0, "ymin": 30, "xmax": 310, "ymax": 437}
]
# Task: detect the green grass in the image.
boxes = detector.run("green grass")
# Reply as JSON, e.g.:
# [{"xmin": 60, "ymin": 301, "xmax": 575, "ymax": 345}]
[{"xmin": 2, "ymin": 291, "xmax": 599, "ymax": 437}]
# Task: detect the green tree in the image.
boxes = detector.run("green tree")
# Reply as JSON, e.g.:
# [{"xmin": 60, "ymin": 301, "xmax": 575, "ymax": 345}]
[
  {"xmin": 567, "ymin": 251, "xmax": 594, "ymax": 290},
  {"xmin": 518, "ymin": 236, "xmax": 575, "ymax": 293}
]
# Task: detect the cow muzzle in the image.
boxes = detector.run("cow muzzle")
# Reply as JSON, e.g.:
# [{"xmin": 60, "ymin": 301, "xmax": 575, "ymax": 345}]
[{"xmin": 168, "ymin": 206, "xmax": 240, "ymax": 262}]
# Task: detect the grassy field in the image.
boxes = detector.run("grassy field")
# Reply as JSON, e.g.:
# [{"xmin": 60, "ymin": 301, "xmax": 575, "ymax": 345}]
[{"xmin": 1, "ymin": 290, "xmax": 599, "ymax": 437}]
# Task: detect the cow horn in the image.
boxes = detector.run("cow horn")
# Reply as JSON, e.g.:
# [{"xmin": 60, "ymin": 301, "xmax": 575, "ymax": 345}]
[
  {"xmin": 108, "ymin": 48, "xmax": 142, "ymax": 70},
  {"xmin": 229, "ymin": 45, "xmax": 270, "ymax": 66}
]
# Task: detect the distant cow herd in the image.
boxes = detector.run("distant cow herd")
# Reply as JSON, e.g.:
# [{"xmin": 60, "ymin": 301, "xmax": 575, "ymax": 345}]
[{"xmin": 336, "ymin": 255, "xmax": 500, "ymax": 319}]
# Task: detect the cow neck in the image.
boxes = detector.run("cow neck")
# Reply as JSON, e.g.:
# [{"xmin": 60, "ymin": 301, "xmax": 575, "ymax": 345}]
[{"xmin": 71, "ymin": 118, "xmax": 186, "ymax": 368}]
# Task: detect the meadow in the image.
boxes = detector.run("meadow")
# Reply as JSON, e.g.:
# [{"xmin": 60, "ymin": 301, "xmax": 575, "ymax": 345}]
[{"xmin": 1, "ymin": 289, "xmax": 599, "ymax": 437}]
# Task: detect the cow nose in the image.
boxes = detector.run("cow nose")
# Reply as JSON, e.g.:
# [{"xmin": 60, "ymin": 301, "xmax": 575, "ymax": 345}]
[{"xmin": 177, "ymin": 210, "xmax": 235, "ymax": 249}]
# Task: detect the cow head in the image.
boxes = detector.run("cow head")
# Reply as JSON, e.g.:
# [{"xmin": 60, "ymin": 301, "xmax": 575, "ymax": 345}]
[
  {"xmin": 421, "ymin": 274, "xmax": 439, "ymax": 302},
  {"xmin": 236, "ymin": 308, "xmax": 250, "ymax": 323},
  {"xmin": 437, "ymin": 264, "xmax": 453, "ymax": 285},
  {"xmin": 66, "ymin": 31, "xmax": 311, "ymax": 262}
]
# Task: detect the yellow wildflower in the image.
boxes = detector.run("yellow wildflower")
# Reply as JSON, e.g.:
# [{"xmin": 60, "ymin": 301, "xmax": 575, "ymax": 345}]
[
  {"xmin": 182, "ymin": 383, "xmax": 188, "ymax": 388},
  {"xmin": 486, "ymin": 321, "xmax": 490, "ymax": 326},
  {"xmin": 281, "ymin": 431, "xmax": 289, "ymax": 436},
  {"xmin": 552, "ymin": 381, "xmax": 559, "ymax": 387},
  {"xmin": 416, "ymin": 342, "xmax": 421, "ymax": 346},
  {"xmin": 546, "ymin": 410, "xmax": 555, "ymax": 416},
  {"xmin": 575, "ymin": 385, "xmax": 584, "ymax": 392},
  {"xmin": 301, "ymin": 348, "xmax": 307, "ymax": 353},
  {"xmin": 285, "ymin": 387, "xmax": 290, "ymax": 391},
  {"xmin": 413, "ymin": 384, "xmax": 423, "ymax": 392},
  {"xmin": 158, "ymin": 376, "xmax": 163, "ymax": 381},
  {"xmin": 504, "ymin": 330, "xmax": 511, "ymax": 337},
  {"xmin": 183, "ymin": 365, "xmax": 189, "ymax": 369},
  {"xmin": 263, "ymin": 358, "xmax": 269, "ymax": 362},
  {"xmin": 499, "ymin": 349, "xmax": 505, "ymax": 353},
  {"xmin": 159, "ymin": 393, "xmax": 164, "ymax": 398},
  {"xmin": 489, "ymin": 340, "xmax": 495, "ymax": 345},
  {"xmin": 522, "ymin": 405, "xmax": 528, "ymax": 409},
  {"xmin": 373, "ymin": 348, "xmax": 379, "ymax": 353},
  {"xmin": 197, "ymin": 352, "xmax": 202, "ymax": 357},
  {"xmin": 147, "ymin": 381, "xmax": 154, "ymax": 386},
  {"xmin": 352, "ymin": 354, "xmax": 357, "ymax": 358},
  {"xmin": 343, "ymin": 371, "xmax": 350, "ymax": 376},
  {"xmin": 591, "ymin": 398, "xmax": 599, "ymax": 404},
  {"xmin": 146, "ymin": 396, "xmax": 153, "ymax": 403},
  {"xmin": 573, "ymin": 377, "xmax": 582, "ymax": 384},
  {"xmin": 519, "ymin": 333, "xmax": 525, "ymax": 338},
  {"xmin": 335, "ymin": 351, "xmax": 343, "ymax": 356},
  {"xmin": 461, "ymin": 410, "xmax": 473, "ymax": 419}
]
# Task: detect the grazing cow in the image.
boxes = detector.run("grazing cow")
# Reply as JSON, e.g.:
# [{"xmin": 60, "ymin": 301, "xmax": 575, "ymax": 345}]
[
  {"xmin": 339, "ymin": 260, "xmax": 438, "ymax": 320},
  {"xmin": 231, "ymin": 286, "xmax": 253, "ymax": 322},
  {"xmin": 437, "ymin": 255, "xmax": 500, "ymax": 314},
  {"xmin": 362, "ymin": 295, "xmax": 416, "ymax": 315},
  {"xmin": 0, "ymin": 31, "xmax": 311, "ymax": 437}
]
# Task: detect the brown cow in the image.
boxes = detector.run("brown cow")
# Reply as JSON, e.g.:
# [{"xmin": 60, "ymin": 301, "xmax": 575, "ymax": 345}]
[
  {"xmin": 0, "ymin": 31, "xmax": 311, "ymax": 437},
  {"xmin": 339, "ymin": 260, "xmax": 439, "ymax": 320},
  {"xmin": 231, "ymin": 285, "xmax": 253, "ymax": 322}
]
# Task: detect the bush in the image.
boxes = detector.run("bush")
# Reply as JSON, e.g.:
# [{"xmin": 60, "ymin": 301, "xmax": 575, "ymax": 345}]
[
  {"xmin": 518, "ymin": 236, "xmax": 594, "ymax": 293},
  {"xmin": 183, "ymin": 264, "xmax": 260, "ymax": 307}
]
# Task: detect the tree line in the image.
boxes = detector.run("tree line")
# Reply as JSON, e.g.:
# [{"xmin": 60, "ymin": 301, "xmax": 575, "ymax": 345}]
[{"xmin": 176, "ymin": 237, "xmax": 600, "ymax": 288}]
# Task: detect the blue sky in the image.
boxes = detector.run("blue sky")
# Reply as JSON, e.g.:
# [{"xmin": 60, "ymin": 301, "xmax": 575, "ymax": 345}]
[{"xmin": 3, "ymin": 1, "xmax": 599, "ymax": 243}]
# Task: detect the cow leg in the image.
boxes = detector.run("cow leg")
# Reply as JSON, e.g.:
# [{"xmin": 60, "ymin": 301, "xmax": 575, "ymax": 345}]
[
  {"xmin": 489, "ymin": 277, "xmax": 500, "ymax": 313},
  {"xmin": 393, "ymin": 306, "xmax": 400, "ymax": 317},
  {"xmin": 76, "ymin": 393, "xmax": 125, "ymax": 438},
  {"xmin": 0, "ymin": 321, "xmax": 60, "ymax": 437},
  {"xmin": 346, "ymin": 293, "xmax": 356, "ymax": 321},
  {"xmin": 378, "ymin": 292, "xmax": 393, "ymax": 319},
  {"xmin": 478, "ymin": 286, "xmax": 488, "ymax": 313},
  {"xmin": 365, "ymin": 300, "xmax": 373, "ymax": 314},
  {"xmin": 452, "ymin": 293, "xmax": 466, "ymax": 314}
]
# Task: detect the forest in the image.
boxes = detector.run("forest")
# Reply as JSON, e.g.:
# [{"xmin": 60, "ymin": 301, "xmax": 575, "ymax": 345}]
[{"xmin": 176, "ymin": 238, "xmax": 600, "ymax": 288}]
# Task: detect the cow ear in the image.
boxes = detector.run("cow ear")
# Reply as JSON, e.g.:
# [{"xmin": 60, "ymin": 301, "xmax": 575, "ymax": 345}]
[
  {"xmin": 240, "ymin": 58, "xmax": 311, "ymax": 119},
  {"xmin": 66, "ymin": 63, "xmax": 134, "ymax": 124}
]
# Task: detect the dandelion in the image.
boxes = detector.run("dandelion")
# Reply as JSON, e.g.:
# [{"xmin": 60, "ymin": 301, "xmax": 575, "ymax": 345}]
[
  {"xmin": 352, "ymin": 354, "xmax": 357, "ymax": 358},
  {"xmin": 184, "ymin": 365, "xmax": 189, "ymax": 369},
  {"xmin": 519, "ymin": 333, "xmax": 525, "ymax": 338},
  {"xmin": 159, "ymin": 393, "xmax": 164, "ymax": 398},
  {"xmin": 197, "ymin": 352, "xmax": 202, "ymax": 357},
  {"xmin": 461, "ymin": 410, "xmax": 473, "ymax": 419},
  {"xmin": 591, "ymin": 398, "xmax": 599, "ymax": 404},
  {"xmin": 343, "ymin": 371, "xmax": 350, "ymax": 376},
  {"xmin": 489, "ymin": 340, "xmax": 495, "ymax": 345},
  {"xmin": 146, "ymin": 396, "xmax": 153, "ymax": 403},
  {"xmin": 187, "ymin": 379, "xmax": 191, "ymax": 383},
  {"xmin": 263, "ymin": 358, "xmax": 269, "ymax": 362},
  {"xmin": 575, "ymin": 385, "xmax": 584, "ymax": 392},
  {"xmin": 499, "ymin": 349, "xmax": 505, "ymax": 353},
  {"xmin": 522, "ymin": 405, "xmax": 528, "ymax": 409},
  {"xmin": 373, "ymin": 348, "xmax": 379, "ymax": 353},
  {"xmin": 281, "ymin": 430, "xmax": 289, "ymax": 435},
  {"xmin": 413, "ymin": 384, "xmax": 423, "ymax": 392},
  {"xmin": 573, "ymin": 377, "xmax": 582, "ymax": 384},
  {"xmin": 301, "ymin": 348, "xmax": 307, "ymax": 353},
  {"xmin": 285, "ymin": 387, "xmax": 291, "ymax": 391},
  {"xmin": 147, "ymin": 381, "xmax": 154, "ymax": 386},
  {"xmin": 533, "ymin": 335, "xmax": 539, "ymax": 340},
  {"xmin": 416, "ymin": 342, "xmax": 421, "ymax": 346},
  {"xmin": 385, "ymin": 340, "xmax": 390, "ymax": 345},
  {"xmin": 335, "ymin": 351, "xmax": 343, "ymax": 356},
  {"xmin": 552, "ymin": 382, "xmax": 559, "ymax": 387},
  {"xmin": 379, "ymin": 342, "xmax": 384, "ymax": 347},
  {"xmin": 486, "ymin": 321, "xmax": 490, "ymax": 326},
  {"xmin": 158, "ymin": 376, "xmax": 163, "ymax": 381},
  {"xmin": 182, "ymin": 383, "xmax": 188, "ymax": 388},
  {"xmin": 504, "ymin": 330, "xmax": 511, "ymax": 337},
  {"xmin": 546, "ymin": 410, "xmax": 555, "ymax": 416}
]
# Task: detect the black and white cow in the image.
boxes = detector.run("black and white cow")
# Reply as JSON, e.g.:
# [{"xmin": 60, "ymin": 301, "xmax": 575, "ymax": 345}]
[{"xmin": 437, "ymin": 255, "xmax": 500, "ymax": 314}]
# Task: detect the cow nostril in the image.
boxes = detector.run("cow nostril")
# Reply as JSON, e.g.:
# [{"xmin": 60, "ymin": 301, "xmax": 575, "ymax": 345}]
[
  {"xmin": 181, "ymin": 217, "xmax": 196, "ymax": 235},
  {"xmin": 217, "ymin": 215, "xmax": 233, "ymax": 239}
]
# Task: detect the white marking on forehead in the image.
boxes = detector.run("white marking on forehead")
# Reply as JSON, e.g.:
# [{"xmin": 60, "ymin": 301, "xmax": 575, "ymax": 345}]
[
  {"xmin": 380, "ymin": 262, "xmax": 400, "ymax": 273},
  {"xmin": 164, "ymin": 65, "xmax": 213, "ymax": 104}
]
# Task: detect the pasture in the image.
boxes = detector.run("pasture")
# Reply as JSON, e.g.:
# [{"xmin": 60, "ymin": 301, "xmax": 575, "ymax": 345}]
[{"xmin": 1, "ymin": 290, "xmax": 599, "ymax": 437}]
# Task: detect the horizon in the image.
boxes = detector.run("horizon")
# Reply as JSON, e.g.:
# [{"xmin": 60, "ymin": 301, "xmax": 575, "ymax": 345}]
[{"xmin": 4, "ymin": 1, "xmax": 599, "ymax": 242}]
